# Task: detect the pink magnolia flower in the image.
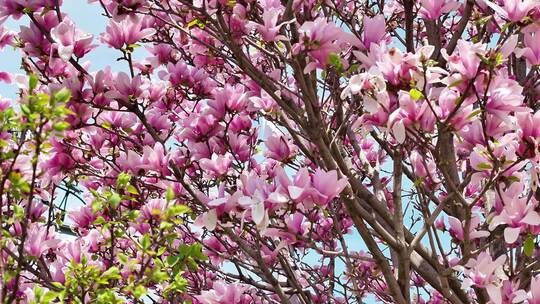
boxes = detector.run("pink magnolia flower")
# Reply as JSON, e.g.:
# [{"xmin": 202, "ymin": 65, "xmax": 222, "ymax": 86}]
[
  {"xmin": 255, "ymin": 8, "xmax": 288, "ymax": 42},
  {"xmin": 141, "ymin": 143, "xmax": 170, "ymax": 175},
  {"xmin": 103, "ymin": 72, "xmax": 146, "ymax": 104},
  {"xmin": 500, "ymin": 280, "xmax": 528, "ymax": 304},
  {"xmin": 101, "ymin": 16, "xmax": 156, "ymax": 49},
  {"xmin": 25, "ymin": 224, "xmax": 61, "ymax": 257},
  {"xmin": 0, "ymin": 25, "xmax": 14, "ymax": 49},
  {"xmin": 459, "ymin": 250, "xmax": 508, "ymax": 304},
  {"xmin": 264, "ymin": 130, "xmax": 297, "ymax": 161},
  {"xmin": 296, "ymin": 17, "xmax": 357, "ymax": 73},
  {"xmin": 361, "ymin": 15, "xmax": 389, "ymax": 49},
  {"xmin": 438, "ymin": 88, "xmax": 474, "ymax": 129},
  {"xmin": 419, "ymin": 0, "xmax": 459, "ymax": 20},
  {"xmin": 484, "ymin": 0, "xmax": 539, "ymax": 22},
  {"xmin": 390, "ymin": 90, "xmax": 437, "ymax": 132},
  {"xmin": 50, "ymin": 18, "xmax": 95, "ymax": 61},
  {"xmin": 117, "ymin": 150, "xmax": 144, "ymax": 172},
  {"xmin": 68, "ymin": 205, "xmax": 96, "ymax": 229},
  {"xmin": 442, "ymin": 40, "xmax": 485, "ymax": 78},
  {"xmin": 485, "ymin": 70, "xmax": 527, "ymax": 119},
  {"xmin": 199, "ymin": 153, "xmax": 233, "ymax": 177},
  {"xmin": 0, "ymin": 71, "xmax": 11, "ymax": 83},
  {"xmin": 209, "ymin": 84, "xmax": 250, "ymax": 115},
  {"xmin": 526, "ymin": 274, "xmax": 540, "ymax": 304},
  {"xmin": 140, "ymin": 198, "xmax": 168, "ymax": 220},
  {"xmin": 517, "ymin": 111, "xmax": 540, "ymax": 157},
  {"xmin": 410, "ymin": 150, "xmax": 440, "ymax": 186},
  {"xmin": 285, "ymin": 212, "xmax": 309, "ymax": 236},
  {"xmin": 516, "ymin": 25, "xmax": 540, "ymax": 66},
  {"xmin": 489, "ymin": 182, "xmax": 540, "ymax": 244},
  {"xmin": 195, "ymin": 281, "xmax": 250, "ymax": 304},
  {"xmin": 0, "ymin": 0, "xmax": 56, "ymax": 20},
  {"xmin": 311, "ymin": 169, "xmax": 348, "ymax": 206},
  {"xmin": 448, "ymin": 215, "xmax": 489, "ymax": 241}
]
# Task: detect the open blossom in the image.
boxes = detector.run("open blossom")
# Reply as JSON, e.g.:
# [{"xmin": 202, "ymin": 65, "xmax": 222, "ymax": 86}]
[
  {"xmin": 199, "ymin": 153, "xmax": 233, "ymax": 177},
  {"xmin": 195, "ymin": 281, "xmax": 251, "ymax": 304},
  {"xmin": 254, "ymin": 7, "xmax": 289, "ymax": 42},
  {"xmin": 264, "ymin": 129, "xmax": 297, "ymax": 161},
  {"xmin": 526, "ymin": 275, "xmax": 540, "ymax": 303},
  {"xmin": 516, "ymin": 25, "xmax": 540, "ymax": 66},
  {"xmin": 489, "ymin": 182, "xmax": 540, "ymax": 243},
  {"xmin": 25, "ymin": 224, "xmax": 61, "ymax": 257},
  {"xmin": 361, "ymin": 15, "xmax": 388, "ymax": 49},
  {"xmin": 311, "ymin": 169, "xmax": 348, "ymax": 205},
  {"xmin": 68, "ymin": 205, "xmax": 96, "ymax": 229},
  {"xmin": 484, "ymin": 0, "xmax": 539, "ymax": 22},
  {"xmin": 101, "ymin": 16, "xmax": 156, "ymax": 49},
  {"xmin": 50, "ymin": 18, "xmax": 95, "ymax": 61},
  {"xmin": 6, "ymin": 0, "xmax": 540, "ymax": 303},
  {"xmin": 442, "ymin": 40, "xmax": 485, "ymax": 78},
  {"xmin": 448, "ymin": 215, "xmax": 489, "ymax": 241},
  {"xmin": 296, "ymin": 17, "xmax": 358, "ymax": 72},
  {"xmin": 0, "ymin": 25, "xmax": 14, "ymax": 49},
  {"xmin": 419, "ymin": 0, "xmax": 459, "ymax": 20},
  {"xmin": 459, "ymin": 250, "xmax": 508, "ymax": 304}
]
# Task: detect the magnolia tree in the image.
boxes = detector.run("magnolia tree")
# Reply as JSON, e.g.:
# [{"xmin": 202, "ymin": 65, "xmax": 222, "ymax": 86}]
[{"xmin": 2, "ymin": 0, "xmax": 540, "ymax": 303}]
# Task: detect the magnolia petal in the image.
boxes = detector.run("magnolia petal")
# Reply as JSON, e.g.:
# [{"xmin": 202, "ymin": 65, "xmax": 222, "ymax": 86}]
[
  {"xmin": 504, "ymin": 226, "xmax": 521, "ymax": 244},
  {"xmin": 500, "ymin": 35, "xmax": 518, "ymax": 58},
  {"xmin": 392, "ymin": 120, "xmax": 406, "ymax": 144},
  {"xmin": 521, "ymin": 211, "xmax": 540, "ymax": 225},
  {"xmin": 268, "ymin": 191, "xmax": 289, "ymax": 204},
  {"xmin": 484, "ymin": 190, "xmax": 496, "ymax": 212},
  {"xmin": 203, "ymin": 209, "xmax": 217, "ymax": 231},
  {"xmin": 208, "ymin": 197, "xmax": 227, "ymax": 207},
  {"xmin": 58, "ymin": 45, "xmax": 74, "ymax": 61},
  {"xmin": 486, "ymin": 284, "xmax": 502, "ymax": 304},
  {"xmin": 288, "ymin": 186, "xmax": 304, "ymax": 200},
  {"xmin": 252, "ymin": 202, "xmax": 265, "ymax": 225},
  {"xmin": 238, "ymin": 195, "xmax": 255, "ymax": 207},
  {"xmin": 363, "ymin": 96, "xmax": 379, "ymax": 113},
  {"xmin": 483, "ymin": 0, "xmax": 509, "ymax": 19},
  {"xmin": 511, "ymin": 290, "xmax": 529, "ymax": 303}
]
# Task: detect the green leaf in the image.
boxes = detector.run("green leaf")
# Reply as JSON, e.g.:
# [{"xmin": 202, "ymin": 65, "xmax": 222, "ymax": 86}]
[
  {"xmin": 42, "ymin": 291, "xmax": 60, "ymax": 303},
  {"xmin": 29, "ymin": 74, "xmax": 38, "ymax": 92},
  {"xmin": 133, "ymin": 285, "xmax": 147, "ymax": 299},
  {"xmin": 476, "ymin": 162, "xmax": 492, "ymax": 170},
  {"xmin": 495, "ymin": 52, "xmax": 505, "ymax": 66},
  {"xmin": 21, "ymin": 104, "xmax": 31, "ymax": 116},
  {"xmin": 166, "ymin": 205, "xmax": 191, "ymax": 217},
  {"xmin": 167, "ymin": 255, "xmax": 180, "ymax": 267},
  {"xmin": 116, "ymin": 172, "xmax": 131, "ymax": 189},
  {"xmin": 409, "ymin": 88, "xmax": 423, "ymax": 101},
  {"xmin": 93, "ymin": 216, "xmax": 107, "ymax": 225},
  {"xmin": 34, "ymin": 286, "xmax": 44, "ymax": 300},
  {"xmin": 126, "ymin": 185, "xmax": 139, "ymax": 195},
  {"xmin": 52, "ymin": 121, "xmax": 70, "ymax": 132},
  {"xmin": 53, "ymin": 88, "xmax": 71, "ymax": 103},
  {"xmin": 151, "ymin": 269, "xmax": 169, "ymax": 283},
  {"xmin": 524, "ymin": 234, "xmax": 535, "ymax": 257},
  {"xmin": 109, "ymin": 192, "xmax": 121, "ymax": 208},
  {"xmin": 141, "ymin": 234, "xmax": 151, "ymax": 251},
  {"xmin": 118, "ymin": 253, "xmax": 128, "ymax": 264},
  {"xmin": 166, "ymin": 187, "xmax": 175, "ymax": 202},
  {"xmin": 101, "ymin": 266, "xmax": 121, "ymax": 281},
  {"xmin": 327, "ymin": 53, "xmax": 343, "ymax": 70}
]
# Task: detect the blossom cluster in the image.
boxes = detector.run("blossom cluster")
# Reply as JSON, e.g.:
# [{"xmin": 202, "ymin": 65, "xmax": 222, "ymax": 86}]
[{"xmin": 1, "ymin": 0, "xmax": 540, "ymax": 303}]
